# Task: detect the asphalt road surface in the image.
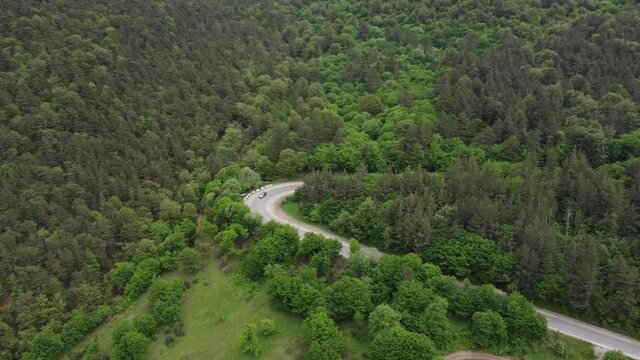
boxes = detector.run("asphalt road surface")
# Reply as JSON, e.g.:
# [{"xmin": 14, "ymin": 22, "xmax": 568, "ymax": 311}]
[
  {"xmin": 244, "ymin": 181, "xmax": 382, "ymax": 258},
  {"xmin": 244, "ymin": 181, "xmax": 640, "ymax": 359}
]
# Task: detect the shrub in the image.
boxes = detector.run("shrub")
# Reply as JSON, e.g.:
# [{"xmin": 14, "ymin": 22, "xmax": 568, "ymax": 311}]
[
  {"xmin": 368, "ymin": 304, "xmax": 401, "ymax": 336},
  {"xmin": 471, "ymin": 310, "xmax": 507, "ymax": 351},
  {"xmin": 112, "ymin": 321, "xmax": 134, "ymax": 344},
  {"xmin": 164, "ymin": 335, "xmax": 175, "ymax": 347},
  {"xmin": 109, "ymin": 262, "xmax": 135, "ymax": 293},
  {"xmin": 310, "ymin": 252, "xmax": 332, "ymax": 276},
  {"xmin": 370, "ymin": 326, "xmax": 435, "ymax": 360},
  {"xmin": 111, "ymin": 330, "xmax": 148, "ymax": 360},
  {"xmin": 61, "ymin": 310, "xmax": 94, "ymax": 348},
  {"xmin": 603, "ymin": 350, "xmax": 628, "ymax": 360},
  {"xmin": 178, "ymin": 247, "xmax": 203, "ymax": 274},
  {"xmin": 258, "ymin": 319, "xmax": 276, "ymax": 336},
  {"xmin": 326, "ymin": 276, "xmax": 372, "ymax": 320},
  {"xmin": 267, "ymin": 273, "xmax": 325, "ymax": 315},
  {"xmin": 82, "ymin": 342, "xmax": 98, "ymax": 360},
  {"xmin": 302, "ymin": 308, "xmax": 344, "ymax": 360},
  {"xmin": 551, "ymin": 340, "xmax": 575, "ymax": 359},
  {"xmin": 350, "ymin": 238, "xmax": 361, "ymax": 255},
  {"xmin": 148, "ymin": 280, "xmax": 186, "ymax": 325},
  {"xmin": 173, "ymin": 321, "xmax": 185, "ymax": 337},
  {"xmin": 23, "ymin": 326, "xmax": 64, "ymax": 360},
  {"xmin": 92, "ymin": 305, "xmax": 113, "ymax": 325},
  {"xmin": 352, "ymin": 311, "xmax": 368, "ymax": 340},
  {"xmin": 133, "ymin": 314, "xmax": 157, "ymax": 337},
  {"xmin": 241, "ymin": 323, "xmax": 260, "ymax": 356}
]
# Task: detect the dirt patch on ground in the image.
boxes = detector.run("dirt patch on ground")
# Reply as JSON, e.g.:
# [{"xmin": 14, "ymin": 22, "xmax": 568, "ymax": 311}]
[
  {"xmin": 0, "ymin": 292, "xmax": 11, "ymax": 311},
  {"xmin": 593, "ymin": 345, "xmax": 607, "ymax": 360},
  {"xmin": 445, "ymin": 351, "xmax": 512, "ymax": 360},
  {"xmin": 217, "ymin": 260, "xmax": 228, "ymax": 270}
]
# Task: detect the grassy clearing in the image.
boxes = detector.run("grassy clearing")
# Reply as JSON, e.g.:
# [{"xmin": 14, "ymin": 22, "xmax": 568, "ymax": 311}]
[
  {"xmin": 72, "ymin": 253, "xmax": 370, "ymax": 360},
  {"xmin": 146, "ymin": 257, "xmax": 305, "ymax": 360},
  {"xmin": 68, "ymin": 253, "xmax": 305, "ymax": 360},
  {"xmin": 524, "ymin": 332, "xmax": 595, "ymax": 360}
]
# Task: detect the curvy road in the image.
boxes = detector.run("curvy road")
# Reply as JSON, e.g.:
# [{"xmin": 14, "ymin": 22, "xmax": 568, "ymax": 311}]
[{"xmin": 244, "ymin": 182, "xmax": 640, "ymax": 359}]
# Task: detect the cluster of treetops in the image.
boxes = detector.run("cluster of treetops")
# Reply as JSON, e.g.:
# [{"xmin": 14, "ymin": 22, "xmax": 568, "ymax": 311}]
[
  {"xmin": 1, "ymin": 0, "xmax": 639, "ymax": 357},
  {"xmin": 9, "ymin": 164, "xmax": 552, "ymax": 360}
]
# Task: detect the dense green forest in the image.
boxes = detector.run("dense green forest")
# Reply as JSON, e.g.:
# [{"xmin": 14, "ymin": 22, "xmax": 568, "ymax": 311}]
[
  {"xmin": 273, "ymin": 0, "xmax": 640, "ymax": 337},
  {"xmin": 0, "ymin": 0, "xmax": 283, "ymax": 357},
  {"xmin": 1, "ymin": 0, "xmax": 639, "ymax": 358}
]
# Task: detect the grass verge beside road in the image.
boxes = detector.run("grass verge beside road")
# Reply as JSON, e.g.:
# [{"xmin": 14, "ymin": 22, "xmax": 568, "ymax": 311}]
[{"xmin": 280, "ymin": 199, "xmax": 337, "ymax": 236}]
